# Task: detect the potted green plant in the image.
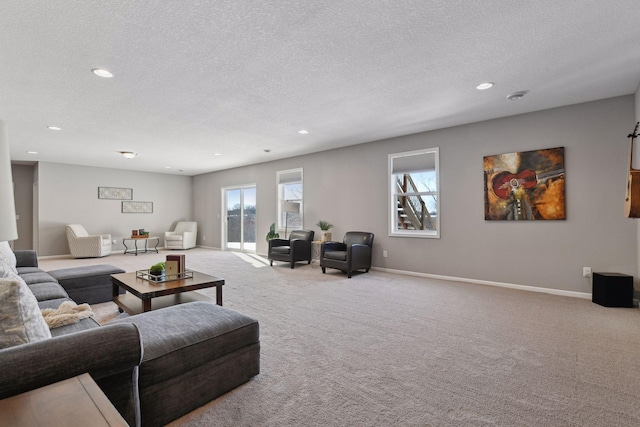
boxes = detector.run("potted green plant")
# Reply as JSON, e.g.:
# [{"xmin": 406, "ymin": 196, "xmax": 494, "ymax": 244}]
[
  {"xmin": 266, "ymin": 223, "xmax": 280, "ymax": 242},
  {"xmin": 316, "ymin": 220, "xmax": 334, "ymax": 242},
  {"xmin": 149, "ymin": 261, "xmax": 165, "ymax": 281}
]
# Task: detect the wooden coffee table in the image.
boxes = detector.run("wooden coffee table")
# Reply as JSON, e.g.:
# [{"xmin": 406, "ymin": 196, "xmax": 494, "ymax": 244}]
[{"xmin": 111, "ymin": 270, "xmax": 224, "ymax": 315}]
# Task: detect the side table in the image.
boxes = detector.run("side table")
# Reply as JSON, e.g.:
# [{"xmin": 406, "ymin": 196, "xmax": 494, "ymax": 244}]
[
  {"xmin": 311, "ymin": 240, "xmax": 322, "ymax": 268},
  {"xmin": 592, "ymin": 272, "xmax": 633, "ymax": 307},
  {"xmin": 122, "ymin": 236, "xmax": 160, "ymax": 255},
  {"xmin": 0, "ymin": 373, "xmax": 128, "ymax": 426}
]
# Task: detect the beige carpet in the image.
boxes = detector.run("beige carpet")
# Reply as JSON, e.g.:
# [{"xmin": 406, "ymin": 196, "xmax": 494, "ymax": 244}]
[{"xmin": 39, "ymin": 249, "xmax": 640, "ymax": 426}]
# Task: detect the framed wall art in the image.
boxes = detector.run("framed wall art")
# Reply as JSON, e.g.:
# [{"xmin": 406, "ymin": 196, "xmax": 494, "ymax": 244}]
[
  {"xmin": 122, "ymin": 201, "xmax": 153, "ymax": 213},
  {"xmin": 484, "ymin": 147, "xmax": 565, "ymax": 220},
  {"xmin": 98, "ymin": 186, "xmax": 133, "ymax": 200}
]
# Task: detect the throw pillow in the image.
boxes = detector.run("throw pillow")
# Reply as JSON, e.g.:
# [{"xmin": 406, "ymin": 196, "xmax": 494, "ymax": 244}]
[
  {"xmin": 0, "ymin": 277, "xmax": 52, "ymax": 349},
  {"xmin": 0, "ymin": 241, "xmax": 18, "ymax": 278}
]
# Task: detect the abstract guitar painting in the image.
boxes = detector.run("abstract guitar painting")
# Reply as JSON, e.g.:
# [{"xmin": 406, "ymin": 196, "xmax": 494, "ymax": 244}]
[{"xmin": 484, "ymin": 147, "xmax": 565, "ymax": 220}]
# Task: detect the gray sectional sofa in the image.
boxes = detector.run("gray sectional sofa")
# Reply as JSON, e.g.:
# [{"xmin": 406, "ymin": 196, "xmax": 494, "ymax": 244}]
[{"xmin": 0, "ymin": 245, "xmax": 260, "ymax": 426}]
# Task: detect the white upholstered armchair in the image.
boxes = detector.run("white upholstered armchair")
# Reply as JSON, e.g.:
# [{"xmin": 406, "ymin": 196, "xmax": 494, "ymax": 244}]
[
  {"xmin": 164, "ymin": 221, "xmax": 197, "ymax": 250},
  {"xmin": 65, "ymin": 224, "xmax": 112, "ymax": 258}
]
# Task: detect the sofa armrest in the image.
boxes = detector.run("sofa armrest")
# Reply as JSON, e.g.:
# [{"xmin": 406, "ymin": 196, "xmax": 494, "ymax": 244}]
[
  {"xmin": 348, "ymin": 243, "xmax": 372, "ymax": 269},
  {"xmin": 100, "ymin": 234, "xmax": 111, "ymax": 240},
  {"xmin": 291, "ymin": 239, "xmax": 312, "ymax": 256},
  {"xmin": 182, "ymin": 231, "xmax": 196, "ymax": 246},
  {"xmin": 13, "ymin": 250, "xmax": 38, "ymax": 268},
  {"xmin": 0, "ymin": 323, "xmax": 142, "ymax": 399},
  {"xmin": 77, "ymin": 235, "xmax": 102, "ymax": 242}
]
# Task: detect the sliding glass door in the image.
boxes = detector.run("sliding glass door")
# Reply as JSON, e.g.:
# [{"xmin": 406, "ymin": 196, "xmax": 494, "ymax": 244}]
[{"xmin": 223, "ymin": 185, "xmax": 256, "ymax": 252}]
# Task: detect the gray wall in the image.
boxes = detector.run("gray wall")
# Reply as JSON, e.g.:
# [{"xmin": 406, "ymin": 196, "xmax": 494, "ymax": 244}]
[
  {"xmin": 37, "ymin": 162, "xmax": 193, "ymax": 256},
  {"xmin": 10, "ymin": 164, "xmax": 34, "ymax": 250},
  {"xmin": 193, "ymin": 95, "xmax": 637, "ymax": 294}
]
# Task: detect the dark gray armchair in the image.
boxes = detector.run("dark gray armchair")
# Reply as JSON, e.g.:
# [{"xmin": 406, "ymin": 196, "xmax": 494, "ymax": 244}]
[
  {"xmin": 320, "ymin": 231, "xmax": 374, "ymax": 278},
  {"xmin": 268, "ymin": 230, "xmax": 315, "ymax": 268}
]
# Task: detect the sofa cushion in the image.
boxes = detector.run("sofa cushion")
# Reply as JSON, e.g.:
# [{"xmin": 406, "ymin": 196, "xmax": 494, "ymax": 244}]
[
  {"xmin": 271, "ymin": 246, "xmax": 290, "ymax": 254},
  {"xmin": 16, "ymin": 266, "xmax": 44, "ymax": 275},
  {"xmin": 114, "ymin": 301, "xmax": 259, "ymax": 426},
  {"xmin": 0, "ymin": 242, "xmax": 17, "ymax": 278},
  {"xmin": 28, "ymin": 282, "xmax": 69, "ymax": 302},
  {"xmin": 35, "ymin": 297, "xmax": 100, "ymax": 336},
  {"xmin": 115, "ymin": 302, "xmax": 259, "ymax": 385},
  {"xmin": 37, "ymin": 297, "xmax": 74, "ymax": 310},
  {"xmin": 324, "ymin": 250, "xmax": 347, "ymax": 261},
  {"xmin": 19, "ymin": 271, "xmax": 58, "ymax": 286},
  {"xmin": 0, "ymin": 278, "xmax": 52, "ymax": 349},
  {"xmin": 48, "ymin": 264, "xmax": 125, "ymax": 305},
  {"xmin": 48, "ymin": 316, "xmax": 100, "ymax": 337}
]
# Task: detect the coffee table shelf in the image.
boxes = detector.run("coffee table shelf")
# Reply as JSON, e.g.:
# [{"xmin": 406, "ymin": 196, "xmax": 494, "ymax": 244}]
[{"xmin": 114, "ymin": 292, "xmax": 212, "ymax": 315}]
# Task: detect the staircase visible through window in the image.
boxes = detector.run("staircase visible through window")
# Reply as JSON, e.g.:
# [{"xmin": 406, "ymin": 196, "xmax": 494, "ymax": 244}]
[{"xmin": 389, "ymin": 148, "xmax": 439, "ymax": 238}]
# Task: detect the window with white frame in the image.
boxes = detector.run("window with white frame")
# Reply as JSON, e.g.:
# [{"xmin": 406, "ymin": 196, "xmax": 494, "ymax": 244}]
[
  {"xmin": 389, "ymin": 148, "xmax": 439, "ymax": 238},
  {"xmin": 277, "ymin": 168, "xmax": 303, "ymax": 233}
]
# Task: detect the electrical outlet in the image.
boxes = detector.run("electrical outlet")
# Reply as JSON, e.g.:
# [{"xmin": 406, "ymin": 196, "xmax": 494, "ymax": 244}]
[
  {"xmin": 583, "ymin": 267, "xmax": 592, "ymax": 278},
  {"xmin": 383, "ymin": 250, "xmax": 388, "ymax": 258}
]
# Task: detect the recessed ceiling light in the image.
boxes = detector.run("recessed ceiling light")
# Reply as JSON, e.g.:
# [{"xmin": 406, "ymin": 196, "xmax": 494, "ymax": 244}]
[
  {"xmin": 165, "ymin": 166, "xmax": 172, "ymax": 169},
  {"xmin": 507, "ymin": 91, "xmax": 528, "ymax": 101},
  {"xmin": 213, "ymin": 153, "xmax": 222, "ymax": 156},
  {"xmin": 47, "ymin": 126, "xmax": 62, "ymax": 131},
  {"xmin": 27, "ymin": 151, "xmax": 38, "ymax": 155},
  {"xmin": 264, "ymin": 149, "xmax": 271, "ymax": 153},
  {"xmin": 298, "ymin": 129, "xmax": 309, "ymax": 134},
  {"xmin": 119, "ymin": 151, "xmax": 137, "ymax": 159},
  {"xmin": 92, "ymin": 68, "xmax": 113, "ymax": 78},
  {"xmin": 476, "ymin": 82, "xmax": 494, "ymax": 90}
]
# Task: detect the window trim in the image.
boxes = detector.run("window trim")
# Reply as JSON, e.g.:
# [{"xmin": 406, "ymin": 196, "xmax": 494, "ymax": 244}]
[
  {"xmin": 276, "ymin": 168, "xmax": 303, "ymax": 232},
  {"xmin": 388, "ymin": 147, "xmax": 440, "ymax": 238}
]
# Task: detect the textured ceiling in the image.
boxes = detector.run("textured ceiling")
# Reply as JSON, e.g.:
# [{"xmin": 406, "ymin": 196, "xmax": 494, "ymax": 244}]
[{"xmin": 1, "ymin": 1, "xmax": 640, "ymax": 175}]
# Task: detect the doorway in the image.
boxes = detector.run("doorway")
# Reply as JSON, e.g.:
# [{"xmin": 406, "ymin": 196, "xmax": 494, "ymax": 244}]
[{"xmin": 222, "ymin": 185, "xmax": 256, "ymax": 252}]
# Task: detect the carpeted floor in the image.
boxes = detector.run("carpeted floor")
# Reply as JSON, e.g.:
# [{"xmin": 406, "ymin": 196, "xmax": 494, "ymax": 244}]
[{"xmin": 39, "ymin": 249, "xmax": 640, "ymax": 426}]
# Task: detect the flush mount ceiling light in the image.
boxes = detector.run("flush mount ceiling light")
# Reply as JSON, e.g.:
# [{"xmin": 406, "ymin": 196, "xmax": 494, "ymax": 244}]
[
  {"xmin": 476, "ymin": 82, "xmax": 494, "ymax": 90},
  {"xmin": 298, "ymin": 129, "xmax": 309, "ymax": 134},
  {"xmin": 507, "ymin": 91, "xmax": 528, "ymax": 101},
  {"xmin": 47, "ymin": 126, "xmax": 62, "ymax": 131},
  {"xmin": 119, "ymin": 151, "xmax": 137, "ymax": 159},
  {"xmin": 91, "ymin": 68, "xmax": 113, "ymax": 78}
]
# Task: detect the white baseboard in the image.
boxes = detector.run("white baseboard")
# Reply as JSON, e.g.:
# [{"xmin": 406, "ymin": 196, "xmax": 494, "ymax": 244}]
[
  {"xmin": 371, "ymin": 266, "xmax": 592, "ymax": 300},
  {"xmin": 195, "ymin": 244, "xmax": 221, "ymax": 250},
  {"xmin": 38, "ymin": 254, "xmax": 74, "ymax": 260}
]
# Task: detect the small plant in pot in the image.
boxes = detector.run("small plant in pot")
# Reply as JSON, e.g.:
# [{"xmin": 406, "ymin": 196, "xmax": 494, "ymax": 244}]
[
  {"xmin": 266, "ymin": 223, "xmax": 280, "ymax": 242},
  {"xmin": 316, "ymin": 220, "xmax": 334, "ymax": 242},
  {"xmin": 149, "ymin": 261, "xmax": 165, "ymax": 281}
]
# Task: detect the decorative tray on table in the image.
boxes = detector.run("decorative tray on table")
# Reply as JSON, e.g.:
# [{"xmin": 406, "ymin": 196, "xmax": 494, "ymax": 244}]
[{"xmin": 136, "ymin": 269, "xmax": 194, "ymax": 283}]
